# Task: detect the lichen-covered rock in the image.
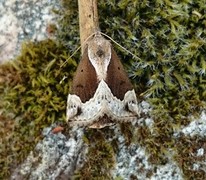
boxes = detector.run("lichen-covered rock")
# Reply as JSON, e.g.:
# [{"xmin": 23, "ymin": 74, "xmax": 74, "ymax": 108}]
[
  {"xmin": 0, "ymin": 0, "xmax": 60, "ymax": 62},
  {"xmin": 11, "ymin": 126, "xmax": 86, "ymax": 180}
]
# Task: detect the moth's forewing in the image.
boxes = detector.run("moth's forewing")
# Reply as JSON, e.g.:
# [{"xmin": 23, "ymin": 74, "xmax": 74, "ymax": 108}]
[
  {"xmin": 71, "ymin": 47, "xmax": 98, "ymax": 103},
  {"xmin": 106, "ymin": 48, "xmax": 133, "ymax": 100}
]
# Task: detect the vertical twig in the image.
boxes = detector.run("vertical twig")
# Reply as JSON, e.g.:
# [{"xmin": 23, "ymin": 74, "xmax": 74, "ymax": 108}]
[{"xmin": 78, "ymin": 0, "xmax": 99, "ymax": 54}]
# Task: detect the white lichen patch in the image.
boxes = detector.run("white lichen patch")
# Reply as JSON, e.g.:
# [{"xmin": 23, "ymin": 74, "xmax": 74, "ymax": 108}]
[
  {"xmin": 140, "ymin": 100, "xmax": 153, "ymax": 114},
  {"xmin": 197, "ymin": 148, "xmax": 204, "ymax": 157},
  {"xmin": 0, "ymin": 8, "xmax": 19, "ymax": 62},
  {"xmin": 112, "ymin": 125, "xmax": 183, "ymax": 180},
  {"xmin": 150, "ymin": 163, "xmax": 183, "ymax": 180},
  {"xmin": 11, "ymin": 126, "xmax": 86, "ymax": 179},
  {"xmin": 175, "ymin": 111, "xmax": 206, "ymax": 137},
  {"xmin": 113, "ymin": 142, "xmax": 153, "ymax": 179},
  {"xmin": 191, "ymin": 148, "xmax": 206, "ymax": 172},
  {"xmin": 0, "ymin": 0, "xmax": 60, "ymax": 62}
]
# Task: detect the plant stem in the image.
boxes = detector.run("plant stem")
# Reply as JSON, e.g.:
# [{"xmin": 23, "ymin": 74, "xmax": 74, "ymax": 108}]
[{"xmin": 78, "ymin": 0, "xmax": 99, "ymax": 54}]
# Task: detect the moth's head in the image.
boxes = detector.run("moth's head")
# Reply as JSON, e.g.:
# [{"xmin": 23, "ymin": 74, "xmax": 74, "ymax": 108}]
[{"xmin": 87, "ymin": 35, "xmax": 111, "ymax": 81}]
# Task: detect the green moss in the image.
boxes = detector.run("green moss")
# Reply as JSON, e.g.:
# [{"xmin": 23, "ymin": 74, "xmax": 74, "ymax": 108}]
[
  {"xmin": 119, "ymin": 122, "xmax": 135, "ymax": 146},
  {"xmin": 73, "ymin": 129, "xmax": 116, "ymax": 179},
  {"xmin": 0, "ymin": 39, "xmax": 76, "ymax": 179},
  {"xmin": 174, "ymin": 135, "xmax": 206, "ymax": 179}
]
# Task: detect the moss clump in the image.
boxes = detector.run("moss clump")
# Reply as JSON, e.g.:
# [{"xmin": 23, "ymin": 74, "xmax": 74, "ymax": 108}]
[
  {"xmin": 73, "ymin": 129, "xmax": 116, "ymax": 179},
  {"xmin": 174, "ymin": 135, "xmax": 206, "ymax": 179},
  {"xmin": 0, "ymin": 115, "xmax": 15, "ymax": 177},
  {"xmin": 119, "ymin": 122, "xmax": 135, "ymax": 146},
  {"xmin": 0, "ymin": 39, "xmax": 76, "ymax": 179}
]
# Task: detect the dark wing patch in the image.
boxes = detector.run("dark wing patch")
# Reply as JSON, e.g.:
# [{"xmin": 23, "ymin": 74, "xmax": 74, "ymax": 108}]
[
  {"xmin": 71, "ymin": 47, "xmax": 98, "ymax": 103},
  {"xmin": 106, "ymin": 48, "xmax": 133, "ymax": 100}
]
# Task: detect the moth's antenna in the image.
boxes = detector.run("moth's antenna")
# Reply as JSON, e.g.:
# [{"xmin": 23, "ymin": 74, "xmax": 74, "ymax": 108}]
[
  {"xmin": 60, "ymin": 32, "xmax": 97, "ymax": 68},
  {"xmin": 60, "ymin": 45, "xmax": 81, "ymax": 68},
  {"xmin": 100, "ymin": 32, "xmax": 141, "ymax": 61},
  {"xmin": 60, "ymin": 31, "xmax": 141, "ymax": 68}
]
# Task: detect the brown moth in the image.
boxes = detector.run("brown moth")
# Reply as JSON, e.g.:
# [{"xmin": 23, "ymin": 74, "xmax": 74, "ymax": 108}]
[
  {"xmin": 66, "ymin": 33, "xmax": 140, "ymax": 128},
  {"xmin": 72, "ymin": 34, "xmax": 133, "ymax": 101}
]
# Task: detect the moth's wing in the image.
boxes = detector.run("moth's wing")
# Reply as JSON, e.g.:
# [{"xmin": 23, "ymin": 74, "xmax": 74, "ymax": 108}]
[
  {"xmin": 106, "ymin": 48, "xmax": 133, "ymax": 100},
  {"xmin": 71, "ymin": 47, "xmax": 98, "ymax": 103}
]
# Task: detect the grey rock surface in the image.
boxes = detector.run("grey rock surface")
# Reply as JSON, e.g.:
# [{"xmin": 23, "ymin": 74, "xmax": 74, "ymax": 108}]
[
  {"xmin": 0, "ymin": 0, "xmax": 60, "ymax": 62},
  {"xmin": 11, "ymin": 126, "xmax": 86, "ymax": 180}
]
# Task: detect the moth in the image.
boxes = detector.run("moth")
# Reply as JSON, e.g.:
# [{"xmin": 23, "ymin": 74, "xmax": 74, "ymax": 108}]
[{"xmin": 66, "ymin": 33, "xmax": 140, "ymax": 128}]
